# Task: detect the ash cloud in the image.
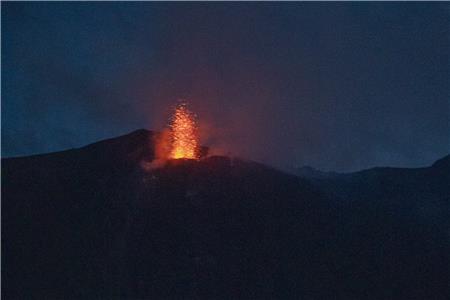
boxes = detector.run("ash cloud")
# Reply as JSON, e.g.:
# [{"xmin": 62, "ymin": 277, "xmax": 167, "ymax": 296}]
[{"xmin": 140, "ymin": 129, "xmax": 172, "ymax": 170}]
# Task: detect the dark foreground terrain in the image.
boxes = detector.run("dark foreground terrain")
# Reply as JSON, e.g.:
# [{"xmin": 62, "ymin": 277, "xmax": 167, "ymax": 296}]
[{"xmin": 2, "ymin": 129, "xmax": 449, "ymax": 299}]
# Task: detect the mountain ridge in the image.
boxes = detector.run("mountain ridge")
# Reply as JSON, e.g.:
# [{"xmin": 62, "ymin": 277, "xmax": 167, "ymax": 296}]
[{"xmin": 2, "ymin": 129, "xmax": 449, "ymax": 299}]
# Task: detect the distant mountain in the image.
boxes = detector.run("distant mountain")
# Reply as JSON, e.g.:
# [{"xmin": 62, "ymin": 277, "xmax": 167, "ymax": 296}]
[
  {"xmin": 294, "ymin": 155, "xmax": 450, "ymax": 204},
  {"xmin": 2, "ymin": 130, "xmax": 449, "ymax": 299},
  {"xmin": 292, "ymin": 155, "xmax": 450, "ymax": 299},
  {"xmin": 290, "ymin": 165, "xmax": 340, "ymax": 179}
]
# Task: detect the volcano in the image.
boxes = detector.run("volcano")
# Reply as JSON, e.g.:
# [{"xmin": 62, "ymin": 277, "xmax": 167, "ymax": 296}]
[{"xmin": 2, "ymin": 129, "xmax": 449, "ymax": 299}]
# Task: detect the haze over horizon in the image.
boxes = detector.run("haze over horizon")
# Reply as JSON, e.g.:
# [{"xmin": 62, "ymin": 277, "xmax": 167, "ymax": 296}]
[{"xmin": 2, "ymin": 2, "xmax": 449, "ymax": 172}]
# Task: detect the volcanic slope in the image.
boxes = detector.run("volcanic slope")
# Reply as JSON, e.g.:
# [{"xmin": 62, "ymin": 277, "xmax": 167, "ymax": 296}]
[{"xmin": 2, "ymin": 129, "xmax": 449, "ymax": 299}]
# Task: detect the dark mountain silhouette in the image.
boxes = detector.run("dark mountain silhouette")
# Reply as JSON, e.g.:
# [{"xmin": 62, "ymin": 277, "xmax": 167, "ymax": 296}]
[
  {"xmin": 2, "ymin": 129, "xmax": 449, "ymax": 299},
  {"xmin": 292, "ymin": 156, "xmax": 450, "ymax": 209},
  {"xmin": 290, "ymin": 165, "xmax": 340, "ymax": 179},
  {"xmin": 292, "ymin": 156, "xmax": 450, "ymax": 299}
]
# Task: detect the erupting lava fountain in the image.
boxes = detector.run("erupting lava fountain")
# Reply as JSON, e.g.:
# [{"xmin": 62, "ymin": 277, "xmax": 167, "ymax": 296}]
[{"xmin": 169, "ymin": 102, "xmax": 199, "ymax": 160}]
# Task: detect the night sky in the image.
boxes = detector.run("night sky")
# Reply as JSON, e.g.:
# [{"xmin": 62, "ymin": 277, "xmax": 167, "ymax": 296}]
[{"xmin": 2, "ymin": 2, "xmax": 449, "ymax": 171}]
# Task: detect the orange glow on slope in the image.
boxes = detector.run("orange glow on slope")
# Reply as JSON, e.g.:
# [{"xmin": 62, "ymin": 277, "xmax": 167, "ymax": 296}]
[{"xmin": 169, "ymin": 102, "xmax": 199, "ymax": 159}]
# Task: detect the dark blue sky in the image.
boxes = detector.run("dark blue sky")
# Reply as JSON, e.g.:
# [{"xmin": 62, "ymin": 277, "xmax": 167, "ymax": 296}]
[{"xmin": 2, "ymin": 2, "xmax": 449, "ymax": 171}]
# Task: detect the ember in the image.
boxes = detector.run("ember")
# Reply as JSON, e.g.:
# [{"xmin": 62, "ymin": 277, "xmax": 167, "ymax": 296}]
[{"xmin": 169, "ymin": 102, "xmax": 199, "ymax": 159}]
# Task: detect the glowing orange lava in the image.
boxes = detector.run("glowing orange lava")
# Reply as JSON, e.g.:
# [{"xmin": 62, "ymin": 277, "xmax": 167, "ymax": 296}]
[{"xmin": 169, "ymin": 102, "xmax": 199, "ymax": 159}]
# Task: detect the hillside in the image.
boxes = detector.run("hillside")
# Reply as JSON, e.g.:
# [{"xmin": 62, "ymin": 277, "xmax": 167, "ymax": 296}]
[{"xmin": 2, "ymin": 130, "xmax": 449, "ymax": 299}]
